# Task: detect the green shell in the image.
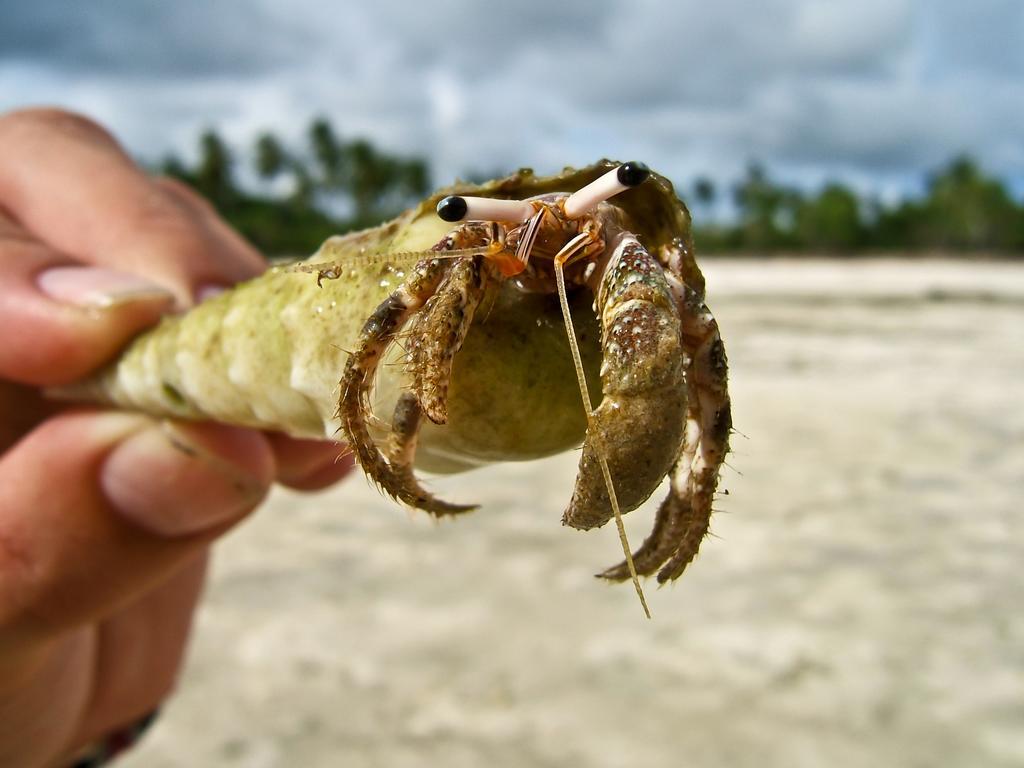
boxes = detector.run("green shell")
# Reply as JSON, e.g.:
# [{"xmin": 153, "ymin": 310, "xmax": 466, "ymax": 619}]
[{"xmin": 64, "ymin": 161, "xmax": 698, "ymax": 474}]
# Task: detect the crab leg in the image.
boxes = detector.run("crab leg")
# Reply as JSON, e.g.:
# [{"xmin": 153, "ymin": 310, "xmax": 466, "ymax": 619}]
[
  {"xmin": 407, "ymin": 256, "xmax": 490, "ymax": 425},
  {"xmin": 562, "ymin": 235, "xmax": 687, "ymax": 533},
  {"xmin": 601, "ymin": 280, "xmax": 732, "ymax": 583},
  {"xmin": 598, "ymin": 407, "xmax": 702, "ymax": 581},
  {"xmin": 656, "ymin": 284, "xmax": 732, "ymax": 581},
  {"xmin": 367, "ymin": 255, "xmax": 492, "ymax": 515},
  {"xmin": 378, "ymin": 391, "xmax": 471, "ymax": 514},
  {"xmin": 338, "ymin": 225, "xmax": 493, "ymax": 514},
  {"xmin": 337, "ymin": 257, "xmax": 457, "ymax": 509}
]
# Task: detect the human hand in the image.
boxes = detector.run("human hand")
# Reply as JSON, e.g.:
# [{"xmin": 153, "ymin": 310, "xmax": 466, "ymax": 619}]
[{"xmin": 0, "ymin": 108, "xmax": 353, "ymax": 767}]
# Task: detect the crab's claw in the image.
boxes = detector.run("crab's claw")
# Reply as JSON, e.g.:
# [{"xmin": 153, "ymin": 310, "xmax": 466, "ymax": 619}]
[{"xmin": 562, "ymin": 235, "xmax": 687, "ymax": 530}]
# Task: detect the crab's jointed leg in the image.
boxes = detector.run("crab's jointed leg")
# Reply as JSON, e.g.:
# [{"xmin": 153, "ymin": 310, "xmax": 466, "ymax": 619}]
[
  {"xmin": 380, "ymin": 391, "xmax": 454, "ymax": 512},
  {"xmin": 599, "ymin": 406, "xmax": 703, "ymax": 582},
  {"xmin": 338, "ymin": 224, "xmax": 493, "ymax": 515},
  {"xmin": 658, "ymin": 283, "xmax": 732, "ymax": 581},
  {"xmin": 601, "ymin": 277, "xmax": 732, "ymax": 584},
  {"xmin": 407, "ymin": 255, "xmax": 491, "ymax": 425}
]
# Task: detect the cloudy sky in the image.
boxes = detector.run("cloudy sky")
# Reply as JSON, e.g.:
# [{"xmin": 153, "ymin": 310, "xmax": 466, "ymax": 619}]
[{"xmin": 1, "ymin": 0, "xmax": 1021, "ymax": 204}]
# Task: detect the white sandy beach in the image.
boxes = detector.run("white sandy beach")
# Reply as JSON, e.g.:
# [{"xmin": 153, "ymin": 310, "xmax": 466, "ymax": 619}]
[{"xmin": 123, "ymin": 258, "xmax": 1024, "ymax": 768}]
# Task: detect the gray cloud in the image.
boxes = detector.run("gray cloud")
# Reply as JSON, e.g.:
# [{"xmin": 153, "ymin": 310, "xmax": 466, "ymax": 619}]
[
  {"xmin": 0, "ymin": 0, "xmax": 1020, "ymax": 199},
  {"xmin": 0, "ymin": 0, "xmax": 310, "ymax": 77},
  {"xmin": 925, "ymin": 0, "xmax": 1024, "ymax": 78}
]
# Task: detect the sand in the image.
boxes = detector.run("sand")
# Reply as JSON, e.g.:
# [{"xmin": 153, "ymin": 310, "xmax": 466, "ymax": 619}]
[{"xmin": 123, "ymin": 258, "xmax": 1024, "ymax": 768}]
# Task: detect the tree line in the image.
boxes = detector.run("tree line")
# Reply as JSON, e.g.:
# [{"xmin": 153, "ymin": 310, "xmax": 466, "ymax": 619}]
[
  {"xmin": 159, "ymin": 117, "xmax": 430, "ymax": 255},
  {"xmin": 691, "ymin": 158, "xmax": 1024, "ymax": 254},
  {"xmin": 160, "ymin": 118, "xmax": 1024, "ymax": 256}
]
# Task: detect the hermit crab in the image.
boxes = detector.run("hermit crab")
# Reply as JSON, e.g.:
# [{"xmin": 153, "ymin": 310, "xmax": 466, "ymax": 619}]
[{"xmin": 60, "ymin": 161, "xmax": 732, "ymax": 613}]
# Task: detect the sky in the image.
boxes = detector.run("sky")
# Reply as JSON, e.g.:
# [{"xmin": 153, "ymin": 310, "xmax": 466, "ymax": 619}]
[{"xmin": 1, "ymin": 0, "xmax": 1022, "ymax": 206}]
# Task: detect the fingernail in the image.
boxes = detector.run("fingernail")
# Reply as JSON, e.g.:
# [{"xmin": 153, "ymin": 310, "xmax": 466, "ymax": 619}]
[
  {"xmin": 101, "ymin": 421, "xmax": 272, "ymax": 537},
  {"xmin": 38, "ymin": 266, "xmax": 173, "ymax": 308},
  {"xmin": 195, "ymin": 283, "xmax": 228, "ymax": 303}
]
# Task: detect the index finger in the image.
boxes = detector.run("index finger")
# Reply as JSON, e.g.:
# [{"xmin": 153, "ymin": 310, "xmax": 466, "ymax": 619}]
[{"xmin": 0, "ymin": 108, "xmax": 265, "ymax": 306}]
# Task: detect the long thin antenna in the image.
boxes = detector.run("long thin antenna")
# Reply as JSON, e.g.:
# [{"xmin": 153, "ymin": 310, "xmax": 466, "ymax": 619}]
[
  {"xmin": 288, "ymin": 247, "xmax": 485, "ymax": 282},
  {"xmin": 553, "ymin": 234, "xmax": 651, "ymax": 619}
]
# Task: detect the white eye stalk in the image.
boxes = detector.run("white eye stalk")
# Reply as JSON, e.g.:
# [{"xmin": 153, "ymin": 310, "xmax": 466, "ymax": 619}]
[
  {"xmin": 436, "ymin": 195, "xmax": 534, "ymax": 224},
  {"xmin": 436, "ymin": 162, "xmax": 651, "ymax": 224},
  {"xmin": 563, "ymin": 161, "xmax": 650, "ymax": 219}
]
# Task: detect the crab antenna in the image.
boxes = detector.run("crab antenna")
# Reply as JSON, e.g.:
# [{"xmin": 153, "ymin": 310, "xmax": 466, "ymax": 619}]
[
  {"xmin": 563, "ymin": 161, "xmax": 651, "ymax": 219},
  {"xmin": 552, "ymin": 234, "xmax": 651, "ymax": 619},
  {"xmin": 437, "ymin": 195, "xmax": 533, "ymax": 224}
]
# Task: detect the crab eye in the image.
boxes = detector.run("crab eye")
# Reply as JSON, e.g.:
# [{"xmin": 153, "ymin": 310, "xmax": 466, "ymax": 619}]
[
  {"xmin": 617, "ymin": 161, "xmax": 650, "ymax": 188},
  {"xmin": 436, "ymin": 195, "xmax": 533, "ymax": 224},
  {"xmin": 563, "ymin": 161, "xmax": 651, "ymax": 219},
  {"xmin": 437, "ymin": 195, "xmax": 469, "ymax": 222}
]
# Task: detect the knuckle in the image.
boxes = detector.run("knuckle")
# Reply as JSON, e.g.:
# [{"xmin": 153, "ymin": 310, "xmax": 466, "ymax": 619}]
[
  {"xmin": 0, "ymin": 107, "xmax": 121, "ymax": 151},
  {"xmin": 114, "ymin": 184, "xmax": 262, "ymax": 289},
  {"xmin": 125, "ymin": 184, "xmax": 208, "ymax": 247},
  {"xmin": 154, "ymin": 176, "xmax": 218, "ymax": 217}
]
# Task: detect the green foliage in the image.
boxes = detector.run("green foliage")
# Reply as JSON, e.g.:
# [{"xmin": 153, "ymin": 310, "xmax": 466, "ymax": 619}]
[
  {"xmin": 796, "ymin": 183, "xmax": 864, "ymax": 252},
  {"xmin": 157, "ymin": 117, "xmax": 432, "ymax": 256},
  {"xmin": 309, "ymin": 117, "xmax": 344, "ymax": 184},
  {"xmin": 914, "ymin": 156, "xmax": 1023, "ymax": 250},
  {"xmin": 730, "ymin": 163, "xmax": 803, "ymax": 250},
  {"xmin": 695, "ymin": 157, "xmax": 1023, "ymax": 255},
  {"xmin": 194, "ymin": 130, "xmax": 234, "ymax": 204},
  {"xmin": 693, "ymin": 177, "xmax": 715, "ymax": 207},
  {"xmin": 157, "ymin": 123, "xmax": 1022, "ymax": 257},
  {"xmin": 254, "ymin": 132, "xmax": 286, "ymax": 180}
]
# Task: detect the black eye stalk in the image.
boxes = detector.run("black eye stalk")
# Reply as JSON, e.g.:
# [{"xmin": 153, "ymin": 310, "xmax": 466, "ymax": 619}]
[
  {"xmin": 436, "ymin": 162, "xmax": 652, "ymax": 223},
  {"xmin": 436, "ymin": 195, "xmax": 468, "ymax": 222},
  {"xmin": 617, "ymin": 161, "xmax": 651, "ymax": 188}
]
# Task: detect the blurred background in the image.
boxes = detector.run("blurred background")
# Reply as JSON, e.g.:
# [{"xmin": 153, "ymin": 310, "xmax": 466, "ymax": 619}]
[
  {"xmin": 3, "ymin": 0, "xmax": 1023, "ymax": 255},
  {"xmin": 3, "ymin": 1, "xmax": 1022, "ymax": 766}
]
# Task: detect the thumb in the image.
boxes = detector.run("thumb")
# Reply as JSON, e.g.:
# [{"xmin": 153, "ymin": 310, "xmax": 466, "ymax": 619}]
[{"xmin": 0, "ymin": 410, "xmax": 274, "ymax": 648}]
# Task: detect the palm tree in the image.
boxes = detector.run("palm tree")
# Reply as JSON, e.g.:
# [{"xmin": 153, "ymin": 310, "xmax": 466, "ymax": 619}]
[
  {"xmin": 693, "ymin": 177, "xmax": 716, "ymax": 208},
  {"xmin": 309, "ymin": 117, "xmax": 344, "ymax": 185},
  {"xmin": 254, "ymin": 132, "xmax": 287, "ymax": 180},
  {"xmin": 195, "ymin": 129, "xmax": 234, "ymax": 204}
]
